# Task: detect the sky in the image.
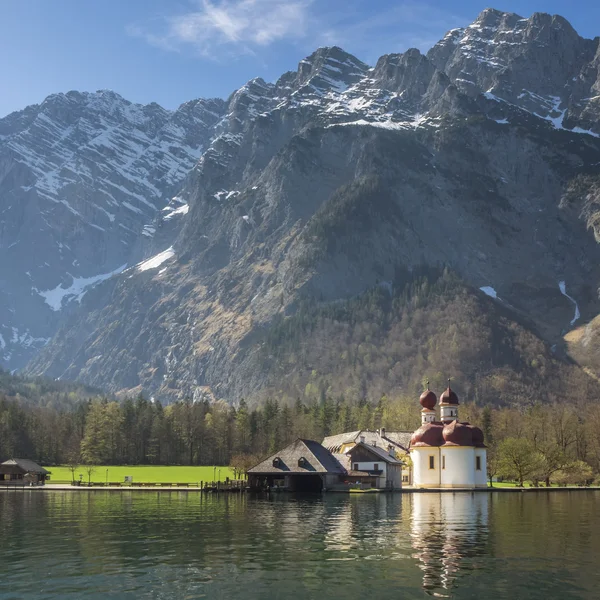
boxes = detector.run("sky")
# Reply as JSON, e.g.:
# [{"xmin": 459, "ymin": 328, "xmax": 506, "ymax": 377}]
[{"xmin": 1, "ymin": 0, "xmax": 599, "ymax": 118}]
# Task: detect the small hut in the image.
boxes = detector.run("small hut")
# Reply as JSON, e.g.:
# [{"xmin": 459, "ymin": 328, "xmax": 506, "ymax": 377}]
[
  {"xmin": 248, "ymin": 439, "xmax": 346, "ymax": 492},
  {"xmin": 0, "ymin": 459, "xmax": 50, "ymax": 485}
]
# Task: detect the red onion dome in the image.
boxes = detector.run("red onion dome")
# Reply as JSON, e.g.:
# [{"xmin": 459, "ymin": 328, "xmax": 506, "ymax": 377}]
[
  {"xmin": 419, "ymin": 387, "xmax": 437, "ymax": 410},
  {"xmin": 469, "ymin": 426, "xmax": 486, "ymax": 448},
  {"xmin": 442, "ymin": 420, "xmax": 473, "ymax": 446},
  {"xmin": 411, "ymin": 422, "xmax": 444, "ymax": 447},
  {"xmin": 440, "ymin": 385, "xmax": 459, "ymax": 405}
]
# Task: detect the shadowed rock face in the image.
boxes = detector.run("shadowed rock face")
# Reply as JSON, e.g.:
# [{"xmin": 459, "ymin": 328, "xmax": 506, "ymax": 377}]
[{"xmin": 11, "ymin": 9, "xmax": 600, "ymax": 401}]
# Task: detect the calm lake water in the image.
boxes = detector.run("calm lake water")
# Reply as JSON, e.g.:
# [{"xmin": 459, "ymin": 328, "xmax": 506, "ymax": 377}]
[{"xmin": 0, "ymin": 491, "xmax": 598, "ymax": 599}]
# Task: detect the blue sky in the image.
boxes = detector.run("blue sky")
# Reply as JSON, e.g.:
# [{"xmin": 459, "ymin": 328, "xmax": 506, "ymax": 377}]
[{"xmin": 1, "ymin": 0, "xmax": 599, "ymax": 117}]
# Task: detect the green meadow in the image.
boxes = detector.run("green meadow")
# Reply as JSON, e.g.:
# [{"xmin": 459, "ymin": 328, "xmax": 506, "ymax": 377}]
[{"xmin": 47, "ymin": 465, "xmax": 236, "ymax": 485}]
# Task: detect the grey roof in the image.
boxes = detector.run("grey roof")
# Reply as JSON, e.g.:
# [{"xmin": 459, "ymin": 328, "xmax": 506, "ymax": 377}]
[
  {"xmin": 347, "ymin": 442, "xmax": 403, "ymax": 464},
  {"xmin": 382, "ymin": 432, "xmax": 413, "ymax": 451},
  {"xmin": 322, "ymin": 431, "xmax": 361, "ymax": 452},
  {"xmin": 323, "ymin": 430, "xmax": 411, "ymax": 453},
  {"xmin": 1, "ymin": 459, "xmax": 50, "ymax": 475},
  {"xmin": 248, "ymin": 439, "xmax": 347, "ymax": 475},
  {"xmin": 333, "ymin": 453, "xmax": 351, "ymax": 470}
]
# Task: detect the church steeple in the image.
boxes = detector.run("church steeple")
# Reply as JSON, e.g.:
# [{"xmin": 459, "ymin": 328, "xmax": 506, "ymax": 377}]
[
  {"xmin": 439, "ymin": 378, "xmax": 459, "ymax": 423},
  {"xmin": 419, "ymin": 382, "xmax": 437, "ymax": 424}
]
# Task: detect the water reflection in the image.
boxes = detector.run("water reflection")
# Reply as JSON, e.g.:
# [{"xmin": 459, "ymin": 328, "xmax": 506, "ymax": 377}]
[
  {"xmin": 411, "ymin": 493, "xmax": 489, "ymax": 596},
  {"xmin": 1, "ymin": 491, "xmax": 599, "ymax": 599}
]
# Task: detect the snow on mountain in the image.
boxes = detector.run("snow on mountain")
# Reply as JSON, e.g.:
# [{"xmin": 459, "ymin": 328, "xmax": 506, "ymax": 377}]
[
  {"xmin": 8, "ymin": 9, "xmax": 600, "ymax": 401},
  {"xmin": 0, "ymin": 90, "xmax": 226, "ymax": 369}
]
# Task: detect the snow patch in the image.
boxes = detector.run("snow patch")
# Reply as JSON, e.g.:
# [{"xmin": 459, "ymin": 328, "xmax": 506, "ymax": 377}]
[
  {"xmin": 37, "ymin": 264, "xmax": 127, "ymax": 311},
  {"xmin": 558, "ymin": 281, "xmax": 580, "ymax": 326},
  {"xmin": 137, "ymin": 247, "xmax": 175, "ymax": 272},
  {"xmin": 480, "ymin": 286, "xmax": 498, "ymax": 299},
  {"xmin": 162, "ymin": 203, "xmax": 189, "ymax": 220}
]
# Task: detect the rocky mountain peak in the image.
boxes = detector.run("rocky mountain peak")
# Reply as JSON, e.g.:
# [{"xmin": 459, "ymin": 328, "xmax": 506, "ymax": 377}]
[
  {"xmin": 289, "ymin": 46, "xmax": 369, "ymax": 94},
  {"xmin": 372, "ymin": 49, "xmax": 437, "ymax": 99},
  {"xmin": 9, "ymin": 8, "xmax": 600, "ymax": 404}
]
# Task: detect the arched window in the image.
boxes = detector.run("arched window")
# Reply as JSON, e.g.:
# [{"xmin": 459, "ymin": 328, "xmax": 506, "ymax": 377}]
[
  {"xmin": 272, "ymin": 457, "xmax": 281, "ymax": 468},
  {"xmin": 298, "ymin": 457, "xmax": 306, "ymax": 467}
]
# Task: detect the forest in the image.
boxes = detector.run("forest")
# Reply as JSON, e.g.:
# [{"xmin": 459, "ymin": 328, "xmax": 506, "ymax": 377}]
[
  {"xmin": 1, "ymin": 380, "xmax": 599, "ymax": 486},
  {"xmin": 1, "ymin": 270, "xmax": 599, "ymax": 485}
]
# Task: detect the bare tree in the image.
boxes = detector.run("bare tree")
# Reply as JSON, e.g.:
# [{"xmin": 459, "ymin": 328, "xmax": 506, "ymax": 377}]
[{"xmin": 84, "ymin": 464, "xmax": 96, "ymax": 486}]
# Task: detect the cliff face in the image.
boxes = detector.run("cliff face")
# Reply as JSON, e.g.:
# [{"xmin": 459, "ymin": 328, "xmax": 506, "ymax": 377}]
[
  {"xmin": 0, "ymin": 90, "xmax": 226, "ymax": 368},
  {"xmin": 16, "ymin": 9, "xmax": 600, "ymax": 402}
]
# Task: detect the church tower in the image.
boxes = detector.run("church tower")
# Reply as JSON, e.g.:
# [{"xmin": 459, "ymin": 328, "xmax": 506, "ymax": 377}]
[
  {"xmin": 410, "ymin": 379, "xmax": 488, "ymax": 489},
  {"xmin": 419, "ymin": 383, "xmax": 437, "ymax": 424},
  {"xmin": 439, "ymin": 379, "xmax": 459, "ymax": 424}
]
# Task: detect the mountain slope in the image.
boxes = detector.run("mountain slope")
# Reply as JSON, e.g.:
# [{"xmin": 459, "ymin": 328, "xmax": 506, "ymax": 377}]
[
  {"xmin": 0, "ymin": 90, "xmax": 225, "ymax": 369},
  {"xmin": 21, "ymin": 9, "xmax": 600, "ymax": 402}
]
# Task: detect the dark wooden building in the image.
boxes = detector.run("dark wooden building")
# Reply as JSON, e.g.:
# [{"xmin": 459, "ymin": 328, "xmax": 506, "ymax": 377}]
[
  {"xmin": 248, "ymin": 439, "xmax": 347, "ymax": 492},
  {"xmin": 0, "ymin": 459, "xmax": 50, "ymax": 485}
]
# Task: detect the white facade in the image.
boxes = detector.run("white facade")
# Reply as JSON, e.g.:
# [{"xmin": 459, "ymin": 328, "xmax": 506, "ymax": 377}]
[
  {"xmin": 412, "ymin": 446, "xmax": 487, "ymax": 489},
  {"xmin": 440, "ymin": 447, "xmax": 475, "ymax": 488},
  {"xmin": 474, "ymin": 448, "xmax": 488, "ymax": 487},
  {"xmin": 350, "ymin": 460, "xmax": 387, "ymax": 488},
  {"xmin": 412, "ymin": 447, "xmax": 442, "ymax": 487}
]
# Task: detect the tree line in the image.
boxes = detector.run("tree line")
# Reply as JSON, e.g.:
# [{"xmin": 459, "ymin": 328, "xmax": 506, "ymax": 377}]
[{"xmin": 2, "ymin": 387, "xmax": 600, "ymax": 486}]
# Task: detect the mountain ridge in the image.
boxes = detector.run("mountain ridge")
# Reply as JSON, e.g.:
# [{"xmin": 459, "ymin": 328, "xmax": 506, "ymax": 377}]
[{"xmin": 3, "ymin": 8, "xmax": 600, "ymax": 403}]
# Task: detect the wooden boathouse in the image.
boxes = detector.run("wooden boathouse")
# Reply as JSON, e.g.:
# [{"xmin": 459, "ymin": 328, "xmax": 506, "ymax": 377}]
[
  {"xmin": 0, "ymin": 459, "xmax": 50, "ymax": 486},
  {"xmin": 248, "ymin": 439, "xmax": 347, "ymax": 492}
]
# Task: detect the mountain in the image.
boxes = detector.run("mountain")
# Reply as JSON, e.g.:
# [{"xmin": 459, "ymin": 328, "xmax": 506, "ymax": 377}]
[
  {"xmin": 12, "ymin": 8, "xmax": 600, "ymax": 404},
  {"xmin": 0, "ymin": 90, "xmax": 226, "ymax": 368}
]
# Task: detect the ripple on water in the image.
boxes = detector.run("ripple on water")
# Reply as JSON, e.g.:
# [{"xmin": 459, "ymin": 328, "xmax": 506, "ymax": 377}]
[{"xmin": 0, "ymin": 491, "xmax": 599, "ymax": 599}]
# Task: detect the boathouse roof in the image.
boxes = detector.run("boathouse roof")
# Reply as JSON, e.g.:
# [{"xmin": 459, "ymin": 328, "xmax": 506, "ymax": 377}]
[
  {"xmin": 0, "ymin": 459, "xmax": 50, "ymax": 475},
  {"xmin": 248, "ymin": 439, "xmax": 347, "ymax": 475}
]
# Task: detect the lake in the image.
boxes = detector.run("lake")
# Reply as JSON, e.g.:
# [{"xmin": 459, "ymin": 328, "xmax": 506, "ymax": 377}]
[{"xmin": 0, "ymin": 490, "xmax": 598, "ymax": 599}]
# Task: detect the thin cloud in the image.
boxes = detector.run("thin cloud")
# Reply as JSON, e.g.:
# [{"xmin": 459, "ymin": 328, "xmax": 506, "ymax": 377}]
[
  {"xmin": 130, "ymin": 0, "xmax": 313, "ymax": 58},
  {"xmin": 128, "ymin": 0, "xmax": 467, "ymax": 62}
]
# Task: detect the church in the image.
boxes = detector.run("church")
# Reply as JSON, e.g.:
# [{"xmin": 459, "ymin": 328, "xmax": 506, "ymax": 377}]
[{"xmin": 410, "ymin": 381, "xmax": 487, "ymax": 489}]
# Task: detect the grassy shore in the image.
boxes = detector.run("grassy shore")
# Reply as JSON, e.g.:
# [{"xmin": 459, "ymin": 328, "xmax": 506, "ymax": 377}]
[{"xmin": 47, "ymin": 465, "xmax": 236, "ymax": 485}]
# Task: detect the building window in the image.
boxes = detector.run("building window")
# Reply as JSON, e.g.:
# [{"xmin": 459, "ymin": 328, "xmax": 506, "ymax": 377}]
[
  {"xmin": 373, "ymin": 463, "xmax": 379, "ymax": 472},
  {"xmin": 476, "ymin": 456, "xmax": 481, "ymax": 471},
  {"xmin": 402, "ymin": 475, "xmax": 409, "ymax": 483},
  {"xmin": 353, "ymin": 463, "xmax": 359, "ymax": 471},
  {"xmin": 429, "ymin": 456, "xmax": 435, "ymax": 470},
  {"xmin": 442, "ymin": 455, "xmax": 446, "ymax": 470}
]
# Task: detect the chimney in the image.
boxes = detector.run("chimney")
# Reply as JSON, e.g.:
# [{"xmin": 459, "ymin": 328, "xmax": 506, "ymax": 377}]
[
  {"xmin": 381, "ymin": 427, "xmax": 386, "ymax": 438},
  {"xmin": 360, "ymin": 435, "xmax": 365, "ymax": 443}
]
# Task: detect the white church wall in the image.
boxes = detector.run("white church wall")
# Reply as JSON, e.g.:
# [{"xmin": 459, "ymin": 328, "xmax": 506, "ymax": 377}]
[
  {"xmin": 474, "ymin": 448, "xmax": 487, "ymax": 488},
  {"xmin": 440, "ymin": 446, "xmax": 475, "ymax": 488},
  {"xmin": 412, "ymin": 448, "xmax": 440, "ymax": 488}
]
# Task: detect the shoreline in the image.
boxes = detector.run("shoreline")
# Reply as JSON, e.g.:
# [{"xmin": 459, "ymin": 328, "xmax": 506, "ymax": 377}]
[{"xmin": 2, "ymin": 485, "xmax": 599, "ymax": 494}]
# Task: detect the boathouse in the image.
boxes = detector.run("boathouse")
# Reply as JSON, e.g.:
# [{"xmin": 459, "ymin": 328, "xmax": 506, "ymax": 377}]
[
  {"xmin": 0, "ymin": 459, "xmax": 50, "ymax": 485},
  {"xmin": 248, "ymin": 439, "xmax": 346, "ymax": 492}
]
